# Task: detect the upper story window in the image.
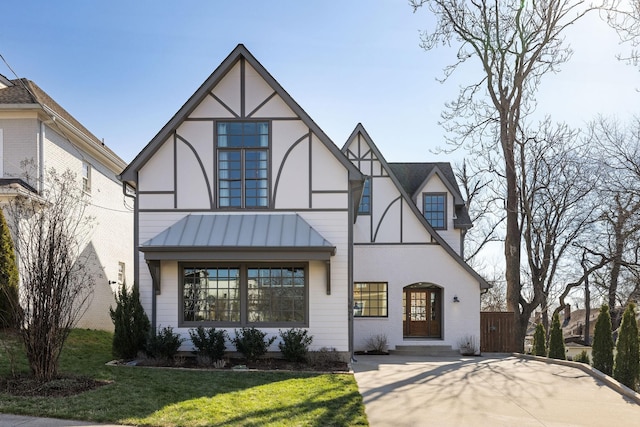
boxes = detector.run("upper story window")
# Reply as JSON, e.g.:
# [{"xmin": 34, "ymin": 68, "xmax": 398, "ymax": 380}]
[
  {"xmin": 423, "ymin": 193, "xmax": 446, "ymax": 229},
  {"xmin": 358, "ymin": 177, "xmax": 371, "ymax": 215},
  {"xmin": 217, "ymin": 122, "xmax": 269, "ymax": 208},
  {"xmin": 117, "ymin": 262, "xmax": 125, "ymax": 285},
  {"xmin": 82, "ymin": 162, "xmax": 91, "ymax": 193}
]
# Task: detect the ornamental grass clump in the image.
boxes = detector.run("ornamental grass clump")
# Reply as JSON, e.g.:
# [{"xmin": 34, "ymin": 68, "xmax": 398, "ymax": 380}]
[
  {"xmin": 278, "ymin": 328, "xmax": 313, "ymax": 362},
  {"xmin": 232, "ymin": 327, "xmax": 276, "ymax": 362}
]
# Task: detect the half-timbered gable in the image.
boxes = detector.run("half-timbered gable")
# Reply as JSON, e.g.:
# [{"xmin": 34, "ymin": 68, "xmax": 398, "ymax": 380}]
[{"xmin": 120, "ymin": 45, "xmax": 362, "ymax": 357}]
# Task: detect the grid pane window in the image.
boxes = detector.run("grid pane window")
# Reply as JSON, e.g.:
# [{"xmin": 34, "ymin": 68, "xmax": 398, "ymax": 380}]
[
  {"xmin": 182, "ymin": 264, "xmax": 306, "ymax": 326},
  {"xmin": 183, "ymin": 267, "xmax": 240, "ymax": 322},
  {"xmin": 217, "ymin": 121, "xmax": 269, "ymax": 208},
  {"xmin": 358, "ymin": 178, "xmax": 371, "ymax": 214},
  {"xmin": 248, "ymin": 267, "xmax": 305, "ymax": 322},
  {"xmin": 353, "ymin": 282, "xmax": 388, "ymax": 317},
  {"xmin": 423, "ymin": 193, "xmax": 446, "ymax": 229}
]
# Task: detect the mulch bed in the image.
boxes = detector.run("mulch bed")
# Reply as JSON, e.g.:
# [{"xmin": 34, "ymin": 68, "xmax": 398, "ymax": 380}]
[{"xmin": 0, "ymin": 374, "xmax": 111, "ymax": 397}]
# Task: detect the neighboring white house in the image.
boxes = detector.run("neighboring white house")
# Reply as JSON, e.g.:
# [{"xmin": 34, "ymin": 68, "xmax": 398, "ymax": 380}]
[
  {"xmin": 119, "ymin": 44, "xmax": 488, "ymax": 358},
  {"xmin": 0, "ymin": 74, "xmax": 133, "ymax": 331}
]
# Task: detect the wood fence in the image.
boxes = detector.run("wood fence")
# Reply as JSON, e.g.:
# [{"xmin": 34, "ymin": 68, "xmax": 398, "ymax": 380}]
[{"xmin": 480, "ymin": 312, "xmax": 518, "ymax": 353}]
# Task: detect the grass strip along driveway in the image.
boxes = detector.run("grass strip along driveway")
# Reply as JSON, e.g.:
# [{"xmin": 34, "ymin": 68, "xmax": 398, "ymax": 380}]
[{"xmin": 0, "ymin": 329, "xmax": 367, "ymax": 426}]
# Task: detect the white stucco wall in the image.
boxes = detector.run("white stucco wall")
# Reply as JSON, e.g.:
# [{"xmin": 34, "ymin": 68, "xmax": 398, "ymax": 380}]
[{"xmin": 353, "ymin": 244, "xmax": 481, "ymax": 351}]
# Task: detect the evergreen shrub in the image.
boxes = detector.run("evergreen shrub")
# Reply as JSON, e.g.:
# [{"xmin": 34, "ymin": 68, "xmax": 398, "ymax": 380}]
[
  {"xmin": 613, "ymin": 303, "xmax": 639, "ymax": 390},
  {"xmin": 548, "ymin": 312, "xmax": 566, "ymax": 360},
  {"xmin": 592, "ymin": 304, "xmax": 614, "ymax": 375},
  {"xmin": 278, "ymin": 328, "xmax": 313, "ymax": 362},
  {"xmin": 533, "ymin": 323, "xmax": 547, "ymax": 356},
  {"xmin": 146, "ymin": 326, "xmax": 185, "ymax": 361},
  {"xmin": 232, "ymin": 327, "xmax": 276, "ymax": 362},
  {"xmin": 110, "ymin": 284, "xmax": 150, "ymax": 359},
  {"xmin": 0, "ymin": 209, "xmax": 19, "ymax": 328},
  {"xmin": 189, "ymin": 326, "xmax": 227, "ymax": 361}
]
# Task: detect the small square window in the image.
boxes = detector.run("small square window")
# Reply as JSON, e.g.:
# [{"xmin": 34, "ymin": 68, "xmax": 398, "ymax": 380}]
[{"xmin": 354, "ymin": 282, "xmax": 388, "ymax": 317}]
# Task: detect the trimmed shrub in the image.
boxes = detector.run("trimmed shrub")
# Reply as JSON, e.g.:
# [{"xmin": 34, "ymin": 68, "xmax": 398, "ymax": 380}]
[
  {"xmin": 532, "ymin": 323, "xmax": 547, "ymax": 356},
  {"xmin": 279, "ymin": 328, "xmax": 313, "ymax": 362},
  {"xmin": 145, "ymin": 326, "xmax": 185, "ymax": 361},
  {"xmin": 573, "ymin": 350, "xmax": 590, "ymax": 365},
  {"xmin": 231, "ymin": 327, "xmax": 276, "ymax": 362},
  {"xmin": 0, "ymin": 208, "xmax": 19, "ymax": 329},
  {"xmin": 232, "ymin": 327, "xmax": 276, "ymax": 362},
  {"xmin": 110, "ymin": 284, "xmax": 150, "ymax": 359},
  {"xmin": 592, "ymin": 304, "xmax": 614, "ymax": 375},
  {"xmin": 613, "ymin": 303, "xmax": 639, "ymax": 390},
  {"xmin": 548, "ymin": 312, "xmax": 566, "ymax": 360},
  {"xmin": 189, "ymin": 326, "xmax": 227, "ymax": 362}
]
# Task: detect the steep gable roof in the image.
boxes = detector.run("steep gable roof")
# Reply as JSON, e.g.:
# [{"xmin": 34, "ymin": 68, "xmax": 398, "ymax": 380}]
[
  {"xmin": 343, "ymin": 123, "xmax": 488, "ymax": 288},
  {"xmin": 120, "ymin": 44, "xmax": 362, "ymax": 186},
  {"xmin": 0, "ymin": 77, "xmax": 127, "ymax": 171},
  {"xmin": 388, "ymin": 162, "xmax": 472, "ymax": 229}
]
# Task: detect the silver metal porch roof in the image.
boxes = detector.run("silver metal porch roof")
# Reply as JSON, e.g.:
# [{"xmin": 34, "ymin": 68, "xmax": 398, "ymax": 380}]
[{"xmin": 140, "ymin": 214, "xmax": 336, "ymax": 261}]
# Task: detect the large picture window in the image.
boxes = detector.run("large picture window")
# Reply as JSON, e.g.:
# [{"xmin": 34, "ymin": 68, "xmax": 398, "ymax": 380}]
[
  {"xmin": 217, "ymin": 122, "xmax": 269, "ymax": 208},
  {"xmin": 353, "ymin": 282, "xmax": 388, "ymax": 317},
  {"xmin": 181, "ymin": 263, "xmax": 307, "ymax": 326},
  {"xmin": 423, "ymin": 193, "xmax": 447, "ymax": 229}
]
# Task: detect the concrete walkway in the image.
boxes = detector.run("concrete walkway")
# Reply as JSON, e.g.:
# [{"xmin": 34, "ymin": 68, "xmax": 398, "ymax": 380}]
[
  {"xmin": 352, "ymin": 354, "xmax": 640, "ymax": 427},
  {"xmin": 0, "ymin": 415, "xmax": 127, "ymax": 427}
]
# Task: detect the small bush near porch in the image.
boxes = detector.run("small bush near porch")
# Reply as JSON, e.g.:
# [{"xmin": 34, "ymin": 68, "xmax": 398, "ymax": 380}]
[{"xmin": 0, "ymin": 329, "xmax": 367, "ymax": 427}]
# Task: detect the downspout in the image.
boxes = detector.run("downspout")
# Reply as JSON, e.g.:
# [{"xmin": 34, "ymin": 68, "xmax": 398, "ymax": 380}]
[
  {"xmin": 38, "ymin": 120, "xmax": 45, "ymax": 192},
  {"xmin": 348, "ymin": 180, "xmax": 355, "ymax": 362}
]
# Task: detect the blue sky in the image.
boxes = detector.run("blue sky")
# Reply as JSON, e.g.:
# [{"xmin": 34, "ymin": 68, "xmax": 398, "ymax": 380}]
[{"xmin": 1, "ymin": 1, "xmax": 637, "ymax": 164}]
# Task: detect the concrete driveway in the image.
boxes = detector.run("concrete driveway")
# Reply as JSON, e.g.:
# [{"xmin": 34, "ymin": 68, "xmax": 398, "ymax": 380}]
[{"xmin": 352, "ymin": 354, "xmax": 640, "ymax": 427}]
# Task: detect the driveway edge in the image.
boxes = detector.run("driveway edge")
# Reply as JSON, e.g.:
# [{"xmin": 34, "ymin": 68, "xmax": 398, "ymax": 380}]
[{"xmin": 514, "ymin": 353, "xmax": 640, "ymax": 405}]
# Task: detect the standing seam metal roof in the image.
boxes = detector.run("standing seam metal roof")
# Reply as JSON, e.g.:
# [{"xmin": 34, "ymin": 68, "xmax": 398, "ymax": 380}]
[{"xmin": 141, "ymin": 213, "xmax": 335, "ymax": 252}]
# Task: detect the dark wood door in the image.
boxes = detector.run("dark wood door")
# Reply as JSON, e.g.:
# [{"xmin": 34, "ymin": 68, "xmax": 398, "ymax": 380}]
[{"xmin": 403, "ymin": 289, "xmax": 441, "ymax": 338}]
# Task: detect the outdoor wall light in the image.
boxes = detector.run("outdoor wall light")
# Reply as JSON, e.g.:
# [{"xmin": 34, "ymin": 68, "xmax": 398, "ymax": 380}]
[{"xmin": 453, "ymin": 295, "xmax": 460, "ymax": 303}]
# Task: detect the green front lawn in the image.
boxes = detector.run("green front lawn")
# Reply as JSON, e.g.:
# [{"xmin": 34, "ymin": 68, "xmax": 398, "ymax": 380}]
[{"xmin": 0, "ymin": 329, "xmax": 368, "ymax": 426}]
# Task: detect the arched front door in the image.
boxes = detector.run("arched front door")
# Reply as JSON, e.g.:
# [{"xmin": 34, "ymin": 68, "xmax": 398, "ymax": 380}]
[{"xmin": 403, "ymin": 284, "xmax": 442, "ymax": 338}]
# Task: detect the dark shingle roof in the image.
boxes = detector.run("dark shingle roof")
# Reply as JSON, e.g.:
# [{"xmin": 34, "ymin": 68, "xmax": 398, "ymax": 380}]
[
  {"xmin": 388, "ymin": 162, "xmax": 472, "ymax": 229},
  {"xmin": 0, "ymin": 78, "xmax": 124, "ymax": 165}
]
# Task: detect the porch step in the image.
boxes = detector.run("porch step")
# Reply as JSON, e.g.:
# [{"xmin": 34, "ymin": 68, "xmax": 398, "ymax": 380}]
[{"xmin": 390, "ymin": 345, "xmax": 459, "ymax": 357}]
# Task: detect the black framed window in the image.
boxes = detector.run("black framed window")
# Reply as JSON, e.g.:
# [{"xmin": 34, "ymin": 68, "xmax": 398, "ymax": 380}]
[
  {"xmin": 423, "ymin": 193, "xmax": 447, "ymax": 229},
  {"xmin": 353, "ymin": 282, "xmax": 388, "ymax": 317},
  {"xmin": 217, "ymin": 122, "xmax": 269, "ymax": 208},
  {"xmin": 358, "ymin": 177, "xmax": 371, "ymax": 215},
  {"xmin": 181, "ymin": 263, "xmax": 307, "ymax": 326}
]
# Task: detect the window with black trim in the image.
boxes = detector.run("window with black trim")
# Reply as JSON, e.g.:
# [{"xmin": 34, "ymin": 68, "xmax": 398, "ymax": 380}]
[
  {"xmin": 358, "ymin": 177, "xmax": 371, "ymax": 214},
  {"xmin": 181, "ymin": 263, "xmax": 307, "ymax": 326},
  {"xmin": 423, "ymin": 193, "xmax": 447, "ymax": 229},
  {"xmin": 353, "ymin": 282, "xmax": 388, "ymax": 317},
  {"xmin": 217, "ymin": 122, "xmax": 269, "ymax": 208}
]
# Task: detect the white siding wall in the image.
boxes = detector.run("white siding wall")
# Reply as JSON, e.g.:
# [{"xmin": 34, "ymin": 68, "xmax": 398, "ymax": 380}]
[
  {"xmin": 0, "ymin": 118, "xmax": 39, "ymax": 182},
  {"xmin": 353, "ymin": 244, "xmax": 481, "ymax": 351},
  {"xmin": 139, "ymin": 211, "xmax": 350, "ymax": 353},
  {"xmin": 44, "ymin": 124, "xmax": 133, "ymax": 330}
]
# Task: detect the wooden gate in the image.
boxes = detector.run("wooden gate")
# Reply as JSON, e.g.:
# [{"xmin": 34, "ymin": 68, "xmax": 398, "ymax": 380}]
[{"xmin": 480, "ymin": 312, "xmax": 517, "ymax": 353}]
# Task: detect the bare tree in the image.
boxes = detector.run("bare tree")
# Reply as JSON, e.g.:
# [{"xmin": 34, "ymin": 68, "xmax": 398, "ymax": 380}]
[
  {"xmin": 7, "ymin": 168, "xmax": 96, "ymax": 382},
  {"xmin": 410, "ymin": 0, "xmax": 614, "ymax": 350},
  {"xmin": 581, "ymin": 116, "xmax": 640, "ymax": 326},
  {"xmin": 518, "ymin": 120, "xmax": 598, "ymax": 334}
]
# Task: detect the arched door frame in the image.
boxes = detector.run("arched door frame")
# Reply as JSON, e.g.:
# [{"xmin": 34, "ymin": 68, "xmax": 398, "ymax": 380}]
[{"xmin": 402, "ymin": 283, "xmax": 442, "ymax": 338}]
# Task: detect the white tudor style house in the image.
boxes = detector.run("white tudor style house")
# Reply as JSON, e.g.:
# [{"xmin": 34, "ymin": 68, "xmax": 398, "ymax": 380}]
[
  {"xmin": 119, "ymin": 44, "xmax": 489, "ymax": 359},
  {"xmin": 0, "ymin": 74, "xmax": 133, "ymax": 330}
]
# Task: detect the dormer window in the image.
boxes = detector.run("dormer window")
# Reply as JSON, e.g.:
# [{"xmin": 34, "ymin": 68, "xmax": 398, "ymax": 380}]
[
  {"xmin": 423, "ymin": 193, "xmax": 446, "ymax": 229},
  {"xmin": 217, "ymin": 122, "xmax": 269, "ymax": 208}
]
